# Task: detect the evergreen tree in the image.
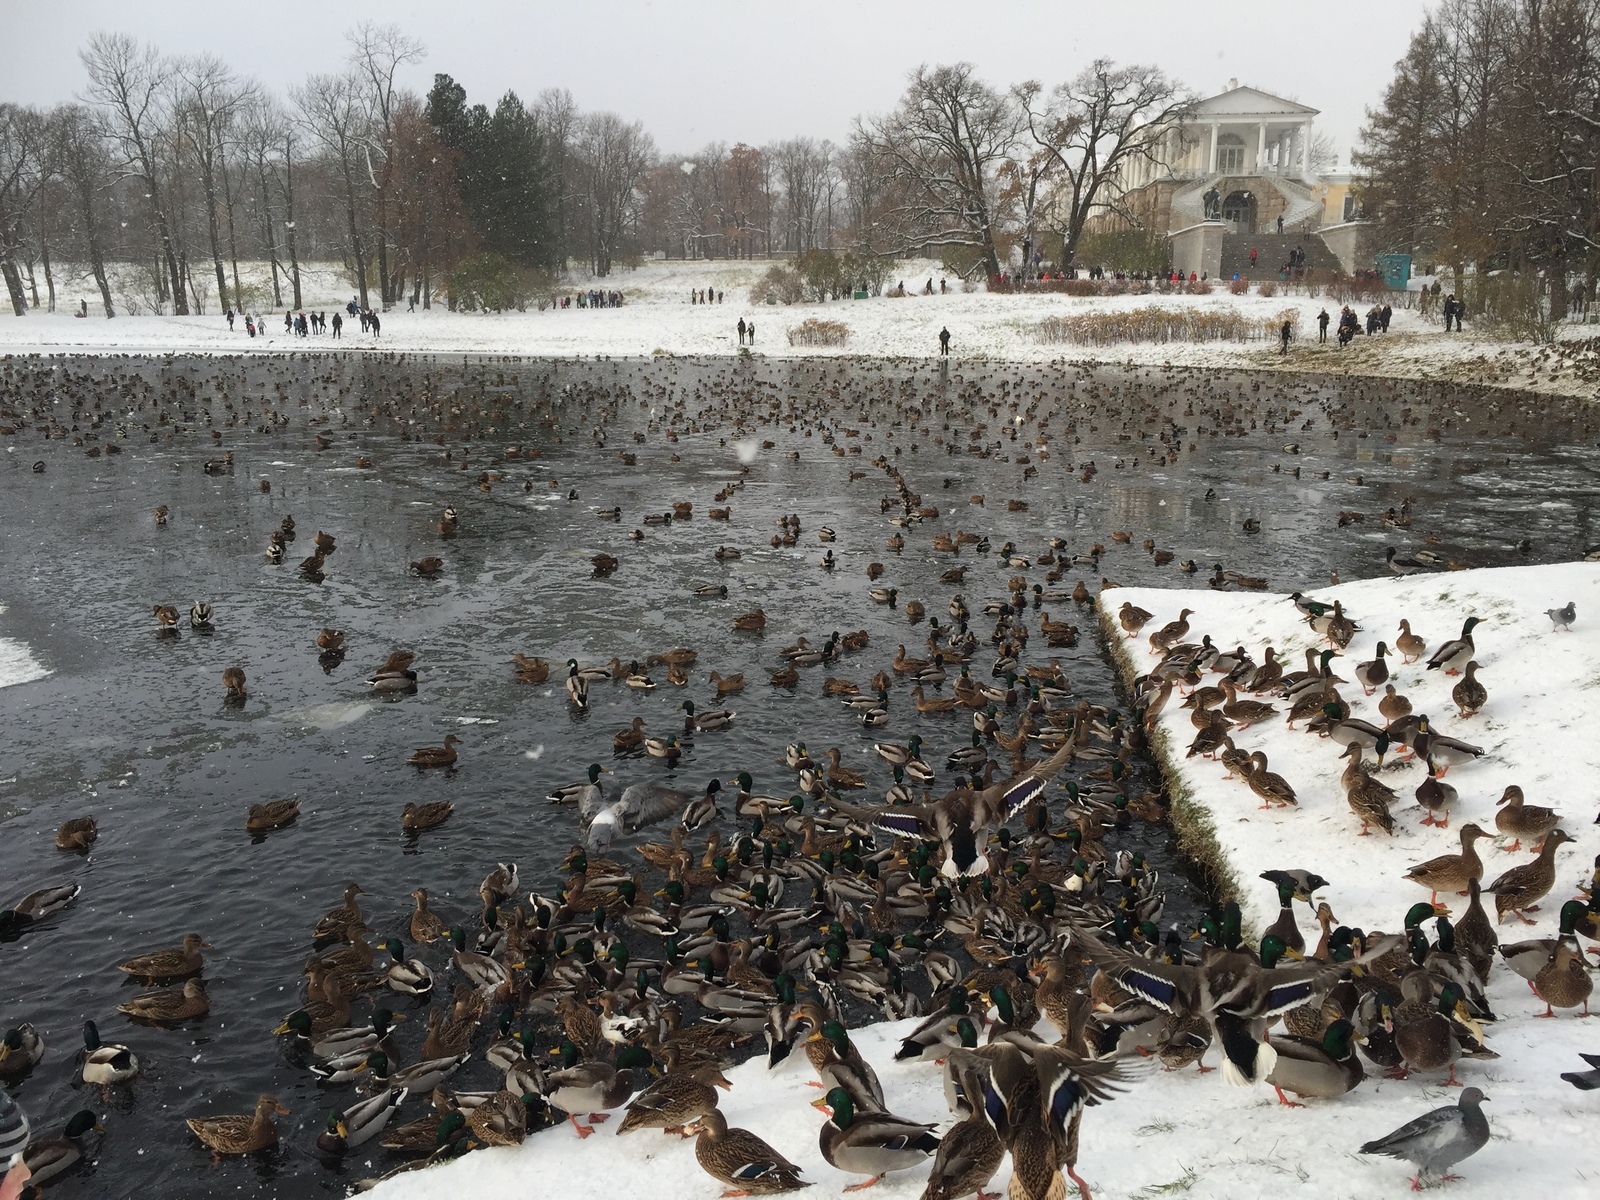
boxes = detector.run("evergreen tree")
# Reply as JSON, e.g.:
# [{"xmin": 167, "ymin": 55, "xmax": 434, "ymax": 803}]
[{"xmin": 426, "ymin": 73, "xmax": 554, "ymax": 269}]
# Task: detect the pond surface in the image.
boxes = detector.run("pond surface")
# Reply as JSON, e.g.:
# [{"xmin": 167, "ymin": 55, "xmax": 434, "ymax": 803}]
[{"xmin": 0, "ymin": 353, "xmax": 1595, "ymax": 1197}]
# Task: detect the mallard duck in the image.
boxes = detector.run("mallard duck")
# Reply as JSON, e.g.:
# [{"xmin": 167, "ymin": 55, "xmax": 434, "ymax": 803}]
[
  {"xmin": 549, "ymin": 763, "xmax": 609, "ymax": 810},
  {"xmin": 1339, "ymin": 744, "xmax": 1396, "ymax": 836},
  {"xmin": 1415, "ymin": 758, "xmax": 1458, "ymax": 827},
  {"xmin": 246, "ymin": 798, "xmax": 300, "ymax": 832},
  {"xmin": 117, "ymin": 977, "xmax": 210, "ymax": 1023},
  {"xmin": 1426, "ymin": 616, "xmax": 1482, "ymax": 675},
  {"xmin": 1534, "ymin": 942, "xmax": 1592, "ymax": 1017},
  {"xmin": 1392, "ymin": 977, "xmax": 1486, "ymax": 1085},
  {"xmin": 815, "ymin": 1087, "xmax": 940, "ymax": 1190},
  {"xmin": 313, "ymin": 884, "xmax": 366, "ymax": 942},
  {"xmin": 291, "ymin": 1006, "xmax": 404, "ymax": 1063},
  {"xmin": 1147, "ymin": 608, "xmax": 1194, "ymax": 652},
  {"xmin": 1452, "ymin": 879, "xmax": 1499, "ymax": 984},
  {"xmin": 117, "ymin": 932, "xmax": 209, "ymax": 981},
  {"xmin": 78, "ymin": 1020, "xmax": 139, "ymax": 1087},
  {"xmin": 1378, "ymin": 684, "xmax": 1412, "ymax": 725},
  {"xmin": 618, "ymin": 1063, "xmax": 732, "ymax": 1135},
  {"xmin": 545, "ymin": 1042, "xmax": 652, "ymax": 1137},
  {"xmin": 1394, "ymin": 619, "xmax": 1427, "ymax": 663},
  {"xmin": 317, "ymin": 1087, "xmax": 407, "ymax": 1155},
  {"xmin": 1245, "ymin": 752, "xmax": 1297, "ymax": 809},
  {"xmin": 1404, "ymin": 824, "xmax": 1487, "ymax": 906},
  {"xmin": 1219, "ymin": 681, "xmax": 1276, "ymax": 729},
  {"xmin": 1451, "ymin": 661, "xmax": 1487, "ymax": 718},
  {"xmin": 402, "ymin": 800, "xmax": 454, "ymax": 831},
  {"xmin": 920, "ymin": 1058, "xmax": 1004, "ymax": 1200},
  {"xmin": 1497, "ymin": 898, "xmax": 1589, "ymax": 981},
  {"xmin": 1117, "ymin": 602, "xmax": 1153, "ymax": 639},
  {"xmin": 467, "ymin": 1088, "xmax": 542, "ymax": 1147},
  {"xmin": 377, "ymin": 940, "xmax": 435, "ymax": 998},
  {"xmin": 21, "ymin": 1109, "xmax": 102, "ymax": 1186},
  {"xmin": 1493, "ymin": 785, "xmax": 1561, "ymax": 852},
  {"xmin": 512, "ymin": 654, "xmax": 550, "ymax": 683},
  {"xmin": 684, "ymin": 699, "xmax": 736, "ymax": 732},
  {"xmin": 407, "ymin": 735, "xmax": 461, "ymax": 768},
  {"xmin": 0, "ymin": 1023, "xmax": 43, "ymax": 1082},
  {"xmin": 1485, "ymin": 829, "xmax": 1574, "ymax": 923},
  {"xmin": 186, "ymin": 1095, "xmax": 287, "ymax": 1157},
  {"xmin": 409, "ymin": 889, "xmax": 447, "ymax": 943},
  {"xmin": 615, "ymin": 717, "xmax": 648, "ymax": 753},
  {"xmin": 153, "ymin": 604, "xmax": 180, "ymax": 630},
  {"xmin": 688, "ymin": 1105, "xmax": 809, "ymax": 1193},
  {"xmin": 733, "ymin": 608, "xmax": 767, "ymax": 630},
  {"xmin": 221, "ymin": 665, "xmax": 247, "ymax": 701},
  {"xmin": 55, "ymin": 816, "xmax": 98, "ymax": 851},
  {"xmin": 366, "ymin": 1049, "xmax": 470, "ymax": 1095},
  {"xmin": 369, "ymin": 650, "xmax": 419, "ymax": 693},
  {"xmin": 1353, "ymin": 642, "xmax": 1389, "ymax": 695},
  {"xmin": 566, "ymin": 662, "xmax": 589, "ymax": 709},
  {"xmin": 1264, "ymin": 1018, "xmax": 1365, "ymax": 1105}
]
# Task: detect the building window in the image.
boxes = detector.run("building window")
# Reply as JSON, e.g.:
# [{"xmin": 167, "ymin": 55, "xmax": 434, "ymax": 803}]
[
  {"xmin": 1342, "ymin": 195, "xmax": 1356, "ymax": 221},
  {"xmin": 1216, "ymin": 134, "xmax": 1245, "ymax": 174}
]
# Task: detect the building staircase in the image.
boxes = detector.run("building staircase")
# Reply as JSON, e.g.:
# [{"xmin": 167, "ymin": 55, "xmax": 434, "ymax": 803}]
[{"xmin": 1219, "ymin": 233, "xmax": 1342, "ymax": 279}]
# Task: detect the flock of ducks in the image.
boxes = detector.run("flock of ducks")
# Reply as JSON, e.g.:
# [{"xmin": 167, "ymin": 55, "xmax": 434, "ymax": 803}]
[{"xmin": 2, "ymin": 352, "xmax": 1598, "ymax": 1200}]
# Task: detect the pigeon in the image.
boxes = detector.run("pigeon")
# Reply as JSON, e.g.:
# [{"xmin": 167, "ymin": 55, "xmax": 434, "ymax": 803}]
[
  {"xmin": 1560, "ymin": 1051, "xmax": 1600, "ymax": 1090},
  {"xmin": 1259, "ymin": 869, "xmax": 1330, "ymax": 900},
  {"xmin": 1359, "ymin": 1086, "xmax": 1489, "ymax": 1188},
  {"xmin": 1545, "ymin": 601, "xmax": 1575, "ymax": 632}
]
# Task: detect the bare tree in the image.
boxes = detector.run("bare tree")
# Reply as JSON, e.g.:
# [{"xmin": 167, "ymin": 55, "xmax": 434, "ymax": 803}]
[
  {"xmin": 855, "ymin": 63, "xmax": 1022, "ymax": 279},
  {"xmin": 577, "ymin": 111, "xmax": 654, "ymax": 277},
  {"xmin": 0, "ymin": 104, "xmax": 48, "ymax": 315},
  {"xmin": 536, "ymin": 88, "xmax": 580, "ymax": 269},
  {"xmin": 80, "ymin": 33, "xmax": 189, "ymax": 313},
  {"xmin": 773, "ymin": 137, "xmax": 832, "ymax": 252},
  {"xmin": 173, "ymin": 54, "xmax": 252, "ymax": 310},
  {"xmin": 1016, "ymin": 60, "xmax": 1193, "ymax": 269},
  {"xmin": 347, "ymin": 22, "xmax": 426, "ymax": 307},
  {"xmin": 50, "ymin": 104, "xmax": 116, "ymax": 316},
  {"xmin": 294, "ymin": 70, "xmax": 371, "ymax": 308}
]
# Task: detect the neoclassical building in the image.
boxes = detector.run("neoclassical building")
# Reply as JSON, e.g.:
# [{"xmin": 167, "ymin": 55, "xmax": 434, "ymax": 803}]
[{"xmin": 1090, "ymin": 80, "xmax": 1369, "ymax": 278}]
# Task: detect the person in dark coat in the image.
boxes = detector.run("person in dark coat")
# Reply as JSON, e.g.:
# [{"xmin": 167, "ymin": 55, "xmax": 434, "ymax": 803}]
[
  {"xmin": 1317, "ymin": 308, "xmax": 1330, "ymax": 342},
  {"xmin": 1279, "ymin": 319, "xmax": 1293, "ymax": 354},
  {"xmin": 370, "ymin": 311, "xmax": 380, "ymax": 337},
  {"xmin": 331, "ymin": 312, "xmax": 342, "ymax": 338},
  {"xmin": 1380, "ymin": 304, "xmax": 1392, "ymax": 333},
  {"xmin": 737, "ymin": 317, "xmax": 746, "ymax": 346},
  {"xmin": 939, "ymin": 327, "xmax": 951, "ymax": 356}
]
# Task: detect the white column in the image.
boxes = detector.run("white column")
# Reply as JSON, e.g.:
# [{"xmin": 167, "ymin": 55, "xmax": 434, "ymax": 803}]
[
  {"xmin": 1300, "ymin": 122, "xmax": 1312, "ymax": 177},
  {"xmin": 1257, "ymin": 123, "xmax": 1267, "ymax": 174},
  {"xmin": 1208, "ymin": 122, "xmax": 1218, "ymax": 174}
]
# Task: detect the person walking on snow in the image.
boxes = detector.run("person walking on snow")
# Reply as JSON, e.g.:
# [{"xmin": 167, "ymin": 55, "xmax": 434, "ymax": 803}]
[
  {"xmin": 939, "ymin": 326, "xmax": 951, "ymax": 356},
  {"xmin": 331, "ymin": 312, "xmax": 342, "ymax": 338},
  {"xmin": 1317, "ymin": 308, "xmax": 1329, "ymax": 342},
  {"xmin": 1280, "ymin": 319, "xmax": 1293, "ymax": 354}
]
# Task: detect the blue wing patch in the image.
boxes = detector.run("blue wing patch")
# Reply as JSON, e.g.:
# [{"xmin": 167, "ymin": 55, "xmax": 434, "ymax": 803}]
[{"xmin": 1119, "ymin": 967, "xmax": 1180, "ymax": 1011}]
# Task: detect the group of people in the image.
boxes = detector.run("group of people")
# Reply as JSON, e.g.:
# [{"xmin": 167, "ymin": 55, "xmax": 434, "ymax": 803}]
[
  {"xmin": 690, "ymin": 289, "xmax": 723, "ymax": 304},
  {"xmin": 221, "ymin": 299, "xmax": 378, "ymax": 339},
  {"xmin": 1314, "ymin": 303, "xmax": 1393, "ymax": 347},
  {"xmin": 555, "ymin": 290, "xmax": 624, "ymax": 309}
]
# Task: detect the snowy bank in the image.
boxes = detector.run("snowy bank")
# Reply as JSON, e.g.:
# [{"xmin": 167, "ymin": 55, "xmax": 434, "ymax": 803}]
[
  {"xmin": 3, "ymin": 257, "xmax": 1592, "ymax": 401},
  {"xmin": 369, "ymin": 563, "xmax": 1600, "ymax": 1200},
  {"xmin": 0, "ymin": 605, "xmax": 50, "ymax": 691}
]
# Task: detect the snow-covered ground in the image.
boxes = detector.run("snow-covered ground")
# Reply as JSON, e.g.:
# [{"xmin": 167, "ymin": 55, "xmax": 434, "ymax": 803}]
[
  {"xmin": 4, "ymin": 258, "xmax": 1595, "ymax": 400},
  {"xmin": 0, "ymin": 605, "xmax": 49, "ymax": 691},
  {"xmin": 368, "ymin": 563, "xmax": 1600, "ymax": 1200}
]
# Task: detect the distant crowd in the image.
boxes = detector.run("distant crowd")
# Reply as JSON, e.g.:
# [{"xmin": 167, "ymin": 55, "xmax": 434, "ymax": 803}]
[
  {"xmin": 224, "ymin": 297, "xmax": 381, "ymax": 339},
  {"xmin": 555, "ymin": 290, "xmax": 624, "ymax": 309}
]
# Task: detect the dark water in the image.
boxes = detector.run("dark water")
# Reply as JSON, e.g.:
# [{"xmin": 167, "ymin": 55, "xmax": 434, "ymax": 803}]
[{"xmin": 0, "ymin": 353, "xmax": 1595, "ymax": 1197}]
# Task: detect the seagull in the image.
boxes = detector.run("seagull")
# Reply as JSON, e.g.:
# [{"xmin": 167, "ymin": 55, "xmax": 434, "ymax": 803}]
[
  {"xmin": 1545, "ymin": 601, "xmax": 1575, "ymax": 632},
  {"xmin": 1359, "ymin": 1086, "xmax": 1490, "ymax": 1189}
]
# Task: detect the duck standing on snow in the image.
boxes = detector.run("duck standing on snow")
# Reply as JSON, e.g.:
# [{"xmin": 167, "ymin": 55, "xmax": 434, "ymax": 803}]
[{"xmin": 1426, "ymin": 617, "xmax": 1482, "ymax": 675}]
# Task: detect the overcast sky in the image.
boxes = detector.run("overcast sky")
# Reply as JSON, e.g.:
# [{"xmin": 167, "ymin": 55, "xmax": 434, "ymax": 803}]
[{"xmin": 5, "ymin": 0, "xmax": 1432, "ymax": 166}]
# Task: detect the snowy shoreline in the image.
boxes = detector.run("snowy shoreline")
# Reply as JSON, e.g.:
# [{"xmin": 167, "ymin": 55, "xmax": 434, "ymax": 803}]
[
  {"xmin": 365, "ymin": 563, "xmax": 1600, "ymax": 1199},
  {"xmin": 3, "ymin": 257, "xmax": 1595, "ymax": 402}
]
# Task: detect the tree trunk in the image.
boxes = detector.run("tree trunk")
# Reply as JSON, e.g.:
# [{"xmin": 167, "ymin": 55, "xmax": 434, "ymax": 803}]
[
  {"xmin": 220, "ymin": 148, "xmax": 242, "ymax": 308},
  {"xmin": 258, "ymin": 157, "xmax": 282, "ymax": 308},
  {"xmin": 284, "ymin": 135, "xmax": 302, "ymax": 310},
  {"xmin": 157, "ymin": 214, "xmax": 187, "ymax": 315},
  {"xmin": 1, "ymin": 256, "xmax": 25, "ymax": 316},
  {"xmin": 42, "ymin": 233, "xmax": 55, "ymax": 313}
]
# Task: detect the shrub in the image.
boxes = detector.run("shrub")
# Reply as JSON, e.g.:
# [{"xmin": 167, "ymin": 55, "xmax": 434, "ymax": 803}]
[
  {"xmin": 786, "ymin": 318, "xmax": 850, "ymax": 347},
  {"xmin": 1185, "ymin": 279, "xmax": 1214, "ymax": 295},
  {"xmin": 1257, "ymin": 280, "xmax": 1278, "ymax": 298},
  {"xmin": 1033, "ymin": 306, "xmax": 1293, "ymax": 346},
  {"xmin": 753, "ymin": 264, "xmax": 803, "ymax": 305},
  {"xmin": 1228, "ymin": 277, "xmax": 1250, "ymax": 295},
  {"xmin": 446, "ymin": 253, "xmax": 542, "ymax": 312}
]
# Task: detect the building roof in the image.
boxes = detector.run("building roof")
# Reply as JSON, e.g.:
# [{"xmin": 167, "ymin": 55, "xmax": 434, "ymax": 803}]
[{"xmin": 1194, "ymin": 83, "xmax": 1318, "ymax": 118}]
